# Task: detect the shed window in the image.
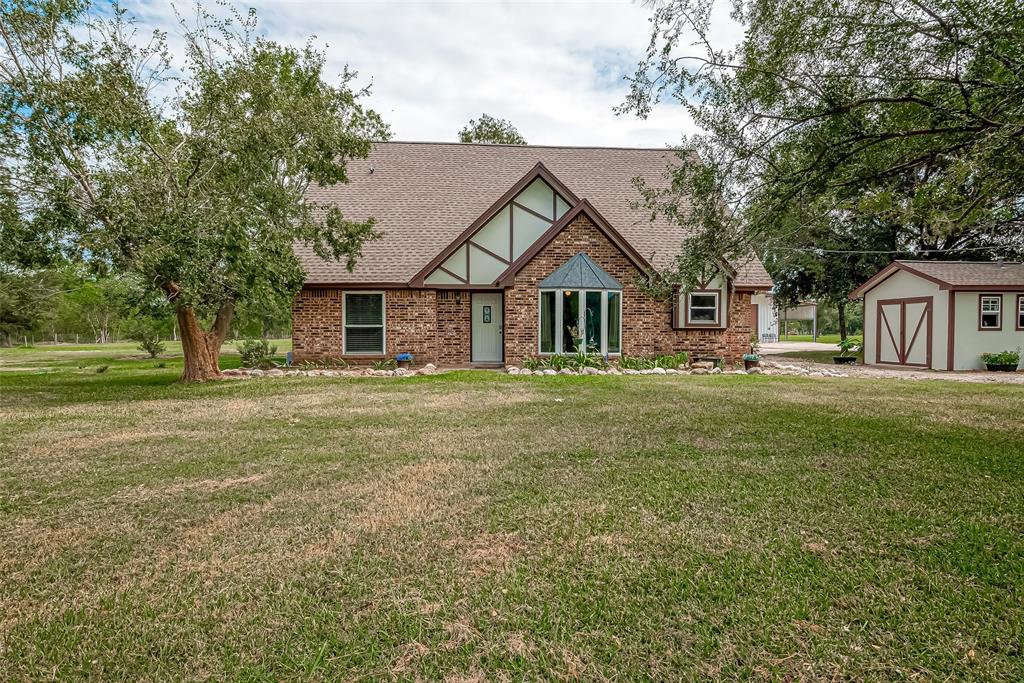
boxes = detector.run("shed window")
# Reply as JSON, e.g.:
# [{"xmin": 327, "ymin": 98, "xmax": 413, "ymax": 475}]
[
  {"xmin": 979, "ymin": 295, "xmax": 1001, "ymax": 330},
  {"xmin": 1018, "ymin": 295, "xmax": 1024, "ymax": 330},
  {"xmin": 687, "ymin": 292, "xmax": 720, "ymax": 325},
  {"xmin": 344, "ymin": 292, "xmax": 385, "ymax": 354}
]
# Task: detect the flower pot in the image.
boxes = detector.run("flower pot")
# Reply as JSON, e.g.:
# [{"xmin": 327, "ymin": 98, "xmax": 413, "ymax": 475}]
[
  {"xmin": 833, "ymin": 356, "xmax": 857, "ymax": 365},
  {"xmin": 743, "ymin": 359, "xmax": 760, "ymax": 370},
  {"xmin": 396, "ymin": 359, "xmax": 411, "ymax": 370},
  {"xmin": 985, "ymin": 363, "xmax": 1018, "ymax": 372}
]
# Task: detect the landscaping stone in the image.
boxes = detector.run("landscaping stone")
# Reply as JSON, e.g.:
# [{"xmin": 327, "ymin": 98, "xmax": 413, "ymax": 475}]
[
  {"xmin": 583, "ymin": 366, "xmax": 600, "ymax": 375},
  {"xmin": 558, "ymin": 368, "xmax": 574, "ymax": 375},
  {"xmin": 267, "ymin": 369, "xmax": 284, "ymax": 377},
  {"xmin": 543, "ymin": 369, "xmax": 557, "ymax": 376},
  {"xmin": 420, "ymin": 363, "xmax": 437, "ymax": 375},
  {"xmin": 520, "ymin": 368, "xmax": 533, "ymax": 376},
  {"xmin": 747, "ymin": 367, "xmax": 762, "ymax": 375},
  {"xmin": 507, "ymin": 367, "xmax": 521, "ymax": 375},
  {"xmin": 710, "ymin": 367, "xmax": 723, "ymax": 375},
  {"xmin": 691, "ymin": 368, "xmax": 709, "ymax": 375},
  {"xmin": 249, "ymin": 368, "xmax": 264, "ymax": 377},
  {"xmin": 652, "ymin": 367, "xmax": 667, "ymax": 375}
]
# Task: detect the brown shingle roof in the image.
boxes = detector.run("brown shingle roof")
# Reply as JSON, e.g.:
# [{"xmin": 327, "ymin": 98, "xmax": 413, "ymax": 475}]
[
  {"xmin": 297, "ymin": 141, "xmax": 773, "ymax": 289},
  {"xmin": 850, "ymin": 260, "xmax": 1024, "ymax": 298},
  {"xmin": 895, "ymin": 260, "xmax": 1024, "ymax": 287}
]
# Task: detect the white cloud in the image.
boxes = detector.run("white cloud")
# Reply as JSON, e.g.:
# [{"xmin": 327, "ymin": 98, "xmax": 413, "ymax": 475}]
[{"xmin": 123, "ymin": 0, "xmax": 740, "ymax": 147}]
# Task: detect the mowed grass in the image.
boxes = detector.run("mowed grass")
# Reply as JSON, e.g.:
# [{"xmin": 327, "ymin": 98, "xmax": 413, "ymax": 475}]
[
  {"xmin": 1, "ymin": 348, "xmax": 1022, "ymax": 680},
  {"xmin": 0, "ymin": 339, "xmax": 292, "ymax": 373},
  {"xmin": 774, "ymin": 334, "xmax": 842, "ymax": 344}
]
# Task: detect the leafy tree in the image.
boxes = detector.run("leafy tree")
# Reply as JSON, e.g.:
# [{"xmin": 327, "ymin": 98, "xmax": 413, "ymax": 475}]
[
  {"xmin": 458, "ymin": 114, "xmax": 527, "ymax": 145},
  {"xmin": 1, "ymin": 1, "xmax": 388, "ymax": 380},
  {"xmin": 620, "ymin": 0, "xmax": 1024, "ymax": 295},
  {"xmin": 0, "ymin": 269, "xmax": 63, "ymax": 345}
]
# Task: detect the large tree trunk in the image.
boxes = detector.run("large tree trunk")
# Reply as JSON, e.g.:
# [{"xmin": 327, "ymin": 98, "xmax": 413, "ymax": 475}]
[
  {"xmin": 176, "ymin": 302, "xmax": 234, "ymax": 382},
  {"xmin": 837, "ymin": 301, "xmax": 848, "ymax": 341}
]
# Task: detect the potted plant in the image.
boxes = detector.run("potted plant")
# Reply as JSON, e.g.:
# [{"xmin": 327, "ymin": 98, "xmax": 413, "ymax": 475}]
[
  {"xmin": 395, "ymin": 352, "xmax": 414, "ymax": 369},
  {"xmin": 833, "ymin": 336, "xmax": 860, "ymax": 365},
  {"xmin": 981, "ymin": 350, "xmax": 1019, "ymax": 372},
  {"xmin": 743, "ymin": 334, "xmax": 760, "ymax": 370}
]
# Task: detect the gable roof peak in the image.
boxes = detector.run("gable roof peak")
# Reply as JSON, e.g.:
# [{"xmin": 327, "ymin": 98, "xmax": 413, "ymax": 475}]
[{"xmin": 540, "ymin": 252, "xmax": 622, "ymax": 289}]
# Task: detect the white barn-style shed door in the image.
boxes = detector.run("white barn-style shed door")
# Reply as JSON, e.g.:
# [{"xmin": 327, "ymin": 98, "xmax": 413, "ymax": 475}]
[
  {"xmin": 876, "ymin": 297, "xmax": 933, "ymax": 368},
  {"xmin": 471, "ymin": 293, "xmax": 503, "ymax": 363}
]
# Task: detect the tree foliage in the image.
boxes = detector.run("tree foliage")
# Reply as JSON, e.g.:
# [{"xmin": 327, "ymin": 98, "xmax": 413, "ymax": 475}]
[
  {"xmin": 458, "ymin": 114, "xmax": 526, "ymax": 145},
  {"xmin": 621, "ymin": 0, "xmax": 1024, "ymax": 296},
  {"xmin": 1, "ymin": 1, "xmax": 389, "ymax": 379}
]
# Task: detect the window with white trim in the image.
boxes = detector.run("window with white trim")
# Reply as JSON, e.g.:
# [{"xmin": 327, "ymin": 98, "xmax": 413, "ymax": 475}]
[
  {"xmin": 538, "ymin": 289, "xmax": 622, "ymax": 355},
  {"xmin": 980, "ymin": 295, "xmax": 1001, "ymax": 330},
  {"xmin": 687, "ymin": 291, "xmax": 720, "ymax": 325},
  {"xmin": 344, "ymin": 292, "xmax": 385, "ymax": 354},
  {"xmin": 1017, "ymin": 295, "xmax": 1024, "ymax": 330}
]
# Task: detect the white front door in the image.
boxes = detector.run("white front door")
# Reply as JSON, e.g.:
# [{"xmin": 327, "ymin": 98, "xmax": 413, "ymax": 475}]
[{"xmin": 471, "ymin": 293, "xmax": 503, "ymax": 363}]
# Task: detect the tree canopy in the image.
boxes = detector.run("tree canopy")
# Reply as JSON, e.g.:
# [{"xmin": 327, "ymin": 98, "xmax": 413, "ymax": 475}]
[
  {"xmin": 621, "ymin": 0, "xmax": 1024, "ymax": 297},
  {"xmin": 0, "ymin": 0, "xmax": 389, "ymax": 379},
  {"xmin": 458, "ymin": 114, "xmax": 527, "ymax": 145}
]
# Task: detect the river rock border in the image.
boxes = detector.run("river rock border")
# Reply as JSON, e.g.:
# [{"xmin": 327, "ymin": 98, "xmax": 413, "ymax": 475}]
[
  {"xmin": 505, "ymin": 360, "xmax": 849, "ymax": 378},
  {"xmin": 220, "ymin": 360, "xmax": 850, "ymax": 380},
  {"xmin": 221, "ymin": 363, "xmax": 441, "ymax": 379}
]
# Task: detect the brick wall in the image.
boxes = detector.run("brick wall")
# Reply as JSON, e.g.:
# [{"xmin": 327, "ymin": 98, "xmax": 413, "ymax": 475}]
[
  {"xmin": 435, "ymin": 290, "xmax": 471, "ymax": 365},
  {"xmin": 503, "ymin": 214, "xmax": 752, "ymax": 365},
  {"xmin": 292, "ymin": 287, "xmax": 469, "ymax": 366},
  {"xmin": 292, "ymin": 288, "xmax": 344, "ymax": 359},
  {"xmin": 292, "ymin": 215, "xmax": 755, "ymax": 366}
]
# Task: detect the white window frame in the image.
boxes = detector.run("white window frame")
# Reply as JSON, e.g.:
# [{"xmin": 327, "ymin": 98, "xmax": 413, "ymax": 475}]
[
  {"xmin": 1016, "ymin": 294, "xmax": 1024, "ymax": 331},
  {"xmin": 979, "ymin": 294, "xmax": 1001, "ymax": 330},
  {"xmin": 537, "ymin": 288, "xmax": 622, "ymax": 356},
  {"xmin": 686, "ymin": 290, "xmax": 721, "ymax": 326},
  {"xmin": 343, "ymin": 291, "xmax": 386, "ymax": 355}
]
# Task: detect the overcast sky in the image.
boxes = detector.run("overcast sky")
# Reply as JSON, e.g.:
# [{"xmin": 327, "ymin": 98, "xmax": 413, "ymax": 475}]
[{"xmin": 123, "ymin": 0, "xmax": 740, "ymax": 148}]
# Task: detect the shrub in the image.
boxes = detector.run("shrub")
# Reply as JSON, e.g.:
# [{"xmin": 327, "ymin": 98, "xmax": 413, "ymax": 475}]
[
  {"xmin": 981, "ymin": 350, "xmax": 1020, "ymax": 365},
  {"xmin": 837, "ymin": 336, "xmax": 862, "ymax": 357},
  {"xmin": 371, "ymin": 358, "xmax": 397, "ymax": 370},
  {"xmin": 238, "ymin": 338, "xmax": 277, "ymax": 369},
  {"xmin": 135, "ymin": 331, "xmax": 166, "ymax": 359},
  {"xmin": 619, "ymin": 352, "xmax": 688, "ymax": 370},
  {"xmin": 298, "ymin": 358, "xmax": 349, "ymax": 370}
]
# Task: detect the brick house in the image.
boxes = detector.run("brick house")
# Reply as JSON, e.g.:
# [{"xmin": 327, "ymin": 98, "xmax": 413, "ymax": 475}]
[{"xmin": 292, "ymin": 142, "xmax": 773, "ymax": 367}]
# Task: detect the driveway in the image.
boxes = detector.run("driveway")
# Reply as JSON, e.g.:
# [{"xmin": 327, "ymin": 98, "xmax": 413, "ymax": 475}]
[{"xmin": 761, "ymin": 340, "xmax": 837, "ymax": 354}]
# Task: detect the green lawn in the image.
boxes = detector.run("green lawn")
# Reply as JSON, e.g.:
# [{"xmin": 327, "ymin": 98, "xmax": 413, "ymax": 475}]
[
  {"xmin": 774, "ymin": 334, "xmax": 842, "ymax": 344},
  {"xmin": 1, "ymin": 348, "xmax": 1022, "ymax": 680}
]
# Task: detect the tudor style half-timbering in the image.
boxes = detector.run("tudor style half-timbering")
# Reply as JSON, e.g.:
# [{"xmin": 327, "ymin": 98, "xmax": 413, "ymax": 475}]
[{"xmin": 292, "ymin": 142, "xmax": 773, "ymax": 366}]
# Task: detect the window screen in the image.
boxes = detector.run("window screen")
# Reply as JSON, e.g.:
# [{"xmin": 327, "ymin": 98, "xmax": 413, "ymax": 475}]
[{"xmin": 344, "ymin": 293, "xmax": 384, "ymax": 353}]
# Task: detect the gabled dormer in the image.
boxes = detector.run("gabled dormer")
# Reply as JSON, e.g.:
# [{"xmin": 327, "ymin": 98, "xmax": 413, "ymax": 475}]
[{"xmin": 412, "ymin": 163, "xmax": 578, "ymax": 287}]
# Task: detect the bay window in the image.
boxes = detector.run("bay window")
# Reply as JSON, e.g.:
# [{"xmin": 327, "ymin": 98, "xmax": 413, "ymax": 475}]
[
  {"xmin": 539, "ymin": 289, "xmax": 622, "ymax": 355},
  {"xmin": 344, "ymin": 292, "xmax": 385, "ymax": 354}
]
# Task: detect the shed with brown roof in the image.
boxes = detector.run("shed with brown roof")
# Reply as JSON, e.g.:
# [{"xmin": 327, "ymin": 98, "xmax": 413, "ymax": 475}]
[{"xmin": 850, "ymin": 260, "xmax": 1024, "ymax": 371}]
